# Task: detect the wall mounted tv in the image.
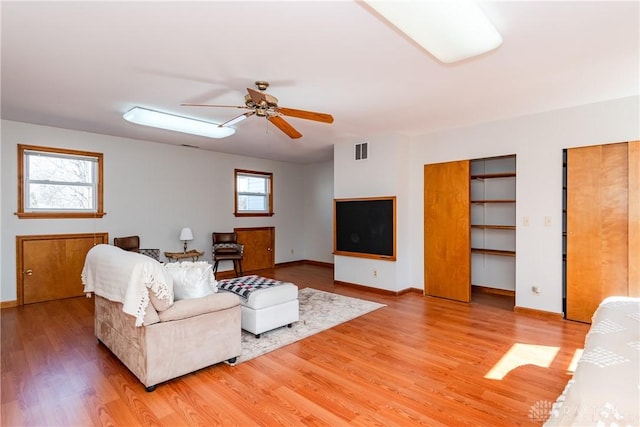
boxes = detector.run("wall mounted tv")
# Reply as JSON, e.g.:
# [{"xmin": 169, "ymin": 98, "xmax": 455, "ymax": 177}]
[{"xmin": 333, "ymin": 196, "xmax": 396, "ymax": 260}]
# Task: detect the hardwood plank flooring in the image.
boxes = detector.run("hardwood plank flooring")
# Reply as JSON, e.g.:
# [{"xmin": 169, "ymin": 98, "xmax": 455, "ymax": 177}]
[{"xmin": 1, "ymin": 264, "xmax": 589, "ymax": 426}]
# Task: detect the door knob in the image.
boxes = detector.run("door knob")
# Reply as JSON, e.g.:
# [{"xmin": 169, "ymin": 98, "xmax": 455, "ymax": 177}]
[{"xmin": 25, "ymin": 269, "xmax": 33, "ymax": 276}]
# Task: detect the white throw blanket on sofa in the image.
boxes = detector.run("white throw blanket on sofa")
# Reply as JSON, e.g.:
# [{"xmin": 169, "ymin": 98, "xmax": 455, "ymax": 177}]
[
  {"xmin": 81, "ymin": 244, "xmax": 172, "ymax": 326},
  {"xmin": 544, "ymin": 296, "xmax": 640, "ymax": 426}
]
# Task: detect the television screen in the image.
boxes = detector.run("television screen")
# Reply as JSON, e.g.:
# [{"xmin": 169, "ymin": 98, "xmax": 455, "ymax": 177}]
[{"xmin": 334, "ymin": 197, "xmax": 395, "ymax": 260}]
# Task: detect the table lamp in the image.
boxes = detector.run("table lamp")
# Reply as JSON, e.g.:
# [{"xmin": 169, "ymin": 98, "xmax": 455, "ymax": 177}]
[{"xmin": 179, "ymin": 227, "xmax": 193, "ymax": 253}]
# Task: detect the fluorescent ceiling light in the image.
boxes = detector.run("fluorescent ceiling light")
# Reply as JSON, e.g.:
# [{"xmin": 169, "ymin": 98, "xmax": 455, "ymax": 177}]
[
  {"xmin": 364, "ymin": 1, "xmax": 502, "ymax": 63},
  {"xmin": 123, "ymin": 107, "xmax": 235, "ymax": 138}
]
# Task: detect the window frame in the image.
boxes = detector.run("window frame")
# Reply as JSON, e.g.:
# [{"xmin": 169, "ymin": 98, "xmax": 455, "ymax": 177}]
[
  {"xmin": 17, "ymin": 144, "xmax": 105, "ymax": 219},
  {"xmin": 234, "ymin": 168, "xmax": 274, "ymax": 217}
]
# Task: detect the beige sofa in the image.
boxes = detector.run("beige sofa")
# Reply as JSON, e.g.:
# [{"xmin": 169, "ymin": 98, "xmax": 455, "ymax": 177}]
[{"xmin": 83, "ymin": 244, "xmax": 241, "ymax": 392}]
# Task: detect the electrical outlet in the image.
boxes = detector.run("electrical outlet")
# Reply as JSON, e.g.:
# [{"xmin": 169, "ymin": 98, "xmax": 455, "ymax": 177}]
[
  {"xmin": 373, "ymin": 269, "xmax": 377, "ymax": 278},
  {"xmin": 544, "ymin": 216, "xmax": 552, "ymax": 227},
  {"xmin": 523, "ymin": 216, "xmax": 530, "ymax": 226},
  {"xmin": 290, "ymin": 249, "xmax": 294, "ymax": 255},
  {"xmin": 532, "ymin": 285, "xmax": 541, "ymax": 294}
]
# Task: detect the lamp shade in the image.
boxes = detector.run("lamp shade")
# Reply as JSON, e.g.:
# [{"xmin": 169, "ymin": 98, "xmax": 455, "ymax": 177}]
[{"xmin": 179, "ymin": 227, "xmax": 194, "ymax": 241}]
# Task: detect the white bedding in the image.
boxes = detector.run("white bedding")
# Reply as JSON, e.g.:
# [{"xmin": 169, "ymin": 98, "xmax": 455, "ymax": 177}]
[
  {"xmin": 544, "ymin": 296, "xmax": 640, "ymax": 426},
  {"xmin": 81, "ymin": 244, "xmax": 172, "ymax": 326}
]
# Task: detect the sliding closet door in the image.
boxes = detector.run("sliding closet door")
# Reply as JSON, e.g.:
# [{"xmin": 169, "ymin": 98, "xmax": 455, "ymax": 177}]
[
  {"xmin": 629, "ymin": 141, "xmax": 639, "ymax": 296},
  {"xmin": 566, "ymin": 143, "xmax": 629, "ymax": 322},
  {"xmin": 424, "ymin": 160, "xmax": 470, "ymax": 302}
]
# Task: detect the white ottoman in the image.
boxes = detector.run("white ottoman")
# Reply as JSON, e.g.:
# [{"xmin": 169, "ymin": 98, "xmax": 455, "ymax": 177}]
[
  {"xmin": 218, "ymin": 276, "xmax": 299, "ymax": 338},
  {"xmin": 241, "ymin": 282, "xmax": 299, "ymax": 338}
]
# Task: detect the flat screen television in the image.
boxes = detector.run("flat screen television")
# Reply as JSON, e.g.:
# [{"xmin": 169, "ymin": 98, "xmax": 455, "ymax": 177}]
[{"xmin": 333, "ymin": 196, "xmax": 396, "ymax": 260}]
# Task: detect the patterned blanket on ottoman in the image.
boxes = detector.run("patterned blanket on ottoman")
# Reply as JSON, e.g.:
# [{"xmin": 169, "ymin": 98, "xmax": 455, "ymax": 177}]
[{"xmin": 218, "ymin": 275, "xmax": 285, "ymax": 300}]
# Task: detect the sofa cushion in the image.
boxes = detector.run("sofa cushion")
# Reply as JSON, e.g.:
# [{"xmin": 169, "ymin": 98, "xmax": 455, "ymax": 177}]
[
  {"xmin": 165, "ymin": 261, "xmax": 217, "ymax": 301},
  {"xmin": 143, "ymin": 299, "xmax": 161, "ymax": 325},
  {"xmin": 158, "ymin": 292, "xmax": 240, "ymax": 322}
]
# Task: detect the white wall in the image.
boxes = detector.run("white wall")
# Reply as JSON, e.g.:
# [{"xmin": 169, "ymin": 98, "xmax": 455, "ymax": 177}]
[
  {"xmin": 4, "ymin": 96, "xmax": 638, "ymax": 311},
  {"xmin": 302, "ymin": 160, "xmax": 334, "ymax": 264},
  {"xmin": 407, "ymin": 96, "xmax": 640, "ymax": 313},
  {"xmin": 333, "ymin": 134, "xmax": 411, "ymax": 292},
  {"xmin": 1, "ymin": 120, "xmax": 335, "ymax": 302},
  {"xmin": 332, "ymin": 96, "xmax": 639, "ymax": 313}
]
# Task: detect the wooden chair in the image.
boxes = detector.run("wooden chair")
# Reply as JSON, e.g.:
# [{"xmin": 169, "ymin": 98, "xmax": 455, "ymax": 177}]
[
  {"xmin": 113, "ymin": 236, "xmax": 160, "ymax": 261},
  {"xmin": 211, "ymin": 232, "xmax": 244, "ymax": 277},
  {"xmin": 113, "ymin": 236, "xmax": 140, "ymax": 252}
]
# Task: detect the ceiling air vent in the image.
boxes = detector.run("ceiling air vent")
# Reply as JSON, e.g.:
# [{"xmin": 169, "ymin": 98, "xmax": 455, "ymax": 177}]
[{"xmin": 355, "ymin": 142, "xmax": 368, "ymax": 160}]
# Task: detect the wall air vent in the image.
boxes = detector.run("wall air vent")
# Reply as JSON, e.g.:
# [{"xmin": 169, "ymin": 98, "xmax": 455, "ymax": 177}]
[{"xmin": 355, "ymin": 142, "xmax": 368, "ymax": 160}]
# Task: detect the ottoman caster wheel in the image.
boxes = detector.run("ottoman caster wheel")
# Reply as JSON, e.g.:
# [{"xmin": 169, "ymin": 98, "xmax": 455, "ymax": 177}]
[
  {"xmin": 287, "ymin": 323, "xmax": 293, "ymax": 328},
  {"xmin": 254, "ymin": 333, "xmax": 261, "ymax": 339},
  {"xmin": 145, "ymin": 385, "xmax": 157, "ymax": 392}
]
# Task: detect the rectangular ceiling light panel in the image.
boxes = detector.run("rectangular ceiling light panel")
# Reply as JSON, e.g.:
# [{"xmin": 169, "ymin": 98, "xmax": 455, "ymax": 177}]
[
  {"xmin": 123, "ymin": 107, "xmax": 235, "ymax": 138},
  {"xmin": 364, "ymin": 1, "xmax": 502, "ymax": 63}
]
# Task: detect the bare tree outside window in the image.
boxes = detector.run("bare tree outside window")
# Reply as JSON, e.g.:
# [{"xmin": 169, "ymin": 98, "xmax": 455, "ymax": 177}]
[
  {"xmin": 27, "ymin": 154, "xmax": 95, "ymax": 209},
  {"xmin": 17, "ymin": 145, "xmax": 105, "ymax": 219}
]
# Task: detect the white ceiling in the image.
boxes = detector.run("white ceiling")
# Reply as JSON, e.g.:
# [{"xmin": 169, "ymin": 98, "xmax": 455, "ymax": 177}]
[{"xmin": 2, "ymin": 1, "xmax": 638, "ymax": 164}]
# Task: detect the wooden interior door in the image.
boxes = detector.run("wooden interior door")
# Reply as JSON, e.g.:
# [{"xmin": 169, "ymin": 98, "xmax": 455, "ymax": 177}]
[
  {"xmin": 18, "ymin": 233, "xmax": 109, "ymax": 305},
  {"xmin": 566, "ymin": 143, "xmax": 629, "ymax": 322},
  {"xmin": 628, "ymin": 141, "xmax": 639, "ymax": 296},
  {"xmin": 235, "ymin": 227, "xmax": 275, "ymax": 273},
  {"xmin": 424, "ymin": 160, "xmax": 471, "ymax": 302}
]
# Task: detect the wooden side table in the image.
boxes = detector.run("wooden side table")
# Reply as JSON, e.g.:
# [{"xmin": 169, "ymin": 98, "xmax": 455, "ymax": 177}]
[{"xmin": 164, "ymin": 250, "xmax": 204, "ymax": 262}]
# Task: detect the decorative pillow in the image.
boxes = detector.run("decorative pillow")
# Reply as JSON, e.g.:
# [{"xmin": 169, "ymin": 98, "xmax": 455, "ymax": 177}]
[{"xmin": 164, "ymin": 261, "xmax": 217, "ymax": 301}]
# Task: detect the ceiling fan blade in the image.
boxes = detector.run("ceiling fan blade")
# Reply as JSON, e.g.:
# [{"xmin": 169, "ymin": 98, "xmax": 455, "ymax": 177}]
[
  {"xmin": 268, "ymin": 116, "xmax": 302, "ymax": 139},
  {"xmin": 278, "ymin": 107, "xmax": 334, "ymax": 124},
  {"xmin": 220, "ymin": 111, "xmax": 255, "ymax": 127},
  {"xmin": 181, "ymin": 103, "xmax": 249, "ymax": 109}
]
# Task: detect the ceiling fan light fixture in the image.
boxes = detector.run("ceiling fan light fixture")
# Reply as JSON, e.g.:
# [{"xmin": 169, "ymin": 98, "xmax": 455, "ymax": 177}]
[
  {"xmin": 123, "ymin": 107, "xmax": 235, "ymax": 138},
  {"xmin": 364, "ymin": 0, "xmax": 502, "ymax": 63}
]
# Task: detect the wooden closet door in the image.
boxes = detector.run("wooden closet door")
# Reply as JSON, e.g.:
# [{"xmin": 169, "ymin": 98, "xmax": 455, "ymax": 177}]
[
  {"xmin": 566, "ymin": 143, "xmax": 628, "ymax": 322},
  {"xmin": 629, "ymin": 141, "xmax": 639, "ymax": 296},
  {"xmin": 235, "ymin": 227, "xmax": 275, "ymax": 273},
  {"xmin": 424, "ymin": 160, "xmax": 470, "ymax": 302},
  {"xmin": 18, "ymin": 233, "xmax": 108, "ymax": 304}
]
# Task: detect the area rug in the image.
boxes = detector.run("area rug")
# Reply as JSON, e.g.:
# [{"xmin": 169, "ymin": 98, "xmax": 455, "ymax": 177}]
[{"xmin": 236, "ymin": 287, "xmax": 386, "ymax": 363}]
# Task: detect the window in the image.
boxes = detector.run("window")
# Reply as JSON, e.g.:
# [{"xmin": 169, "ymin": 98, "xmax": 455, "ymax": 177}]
[
  {"xmin": 17, "ymin": 144, "xmax": 104, "ymax": 219},
  {"xmin": 234, "ymin": 169, "xmax": 273, "ymax": 217}
]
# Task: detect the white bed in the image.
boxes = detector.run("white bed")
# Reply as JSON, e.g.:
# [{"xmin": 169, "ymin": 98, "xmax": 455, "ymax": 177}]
[{"xmin": 544, "ymin": 296, "xmax": 640, "ymax": 426}]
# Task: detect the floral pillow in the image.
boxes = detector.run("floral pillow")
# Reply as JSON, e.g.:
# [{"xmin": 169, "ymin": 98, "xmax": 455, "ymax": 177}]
[{"xmin": 164, "ymin": 261, "xmax": 217, "ymax": 301}]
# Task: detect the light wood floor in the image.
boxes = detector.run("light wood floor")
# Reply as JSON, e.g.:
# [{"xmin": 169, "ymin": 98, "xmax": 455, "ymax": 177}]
[{"xmin": 1, "ymin": 264, "xmax": 589, "ymax": 426}]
